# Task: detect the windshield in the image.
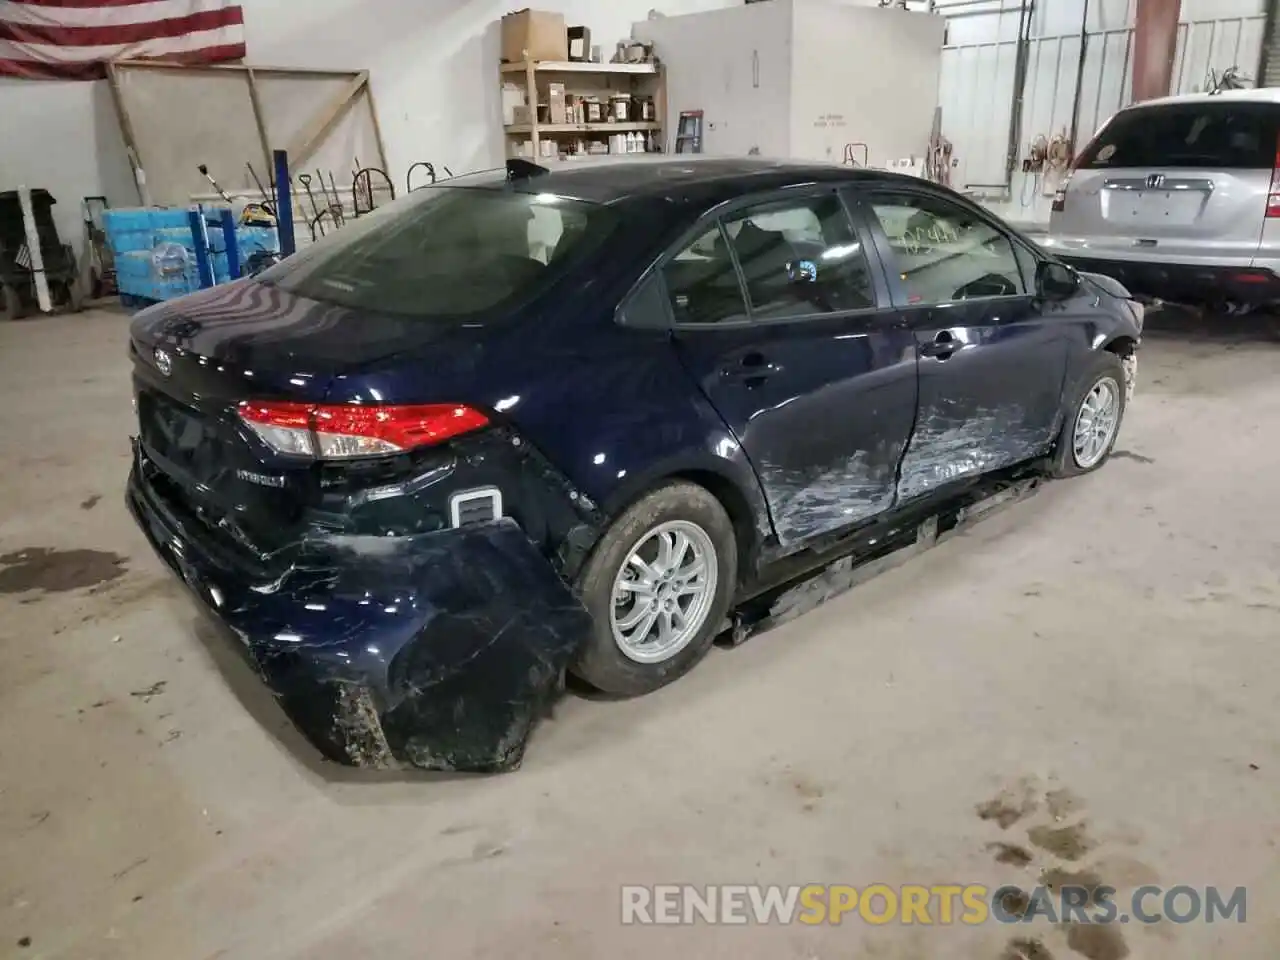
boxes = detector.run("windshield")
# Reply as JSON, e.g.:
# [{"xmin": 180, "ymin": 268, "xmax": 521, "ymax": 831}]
[
  {"xmin": 1078, "ymin": 101, "xmax": 1279, "ymax": 170},
  {"xmin": 259, "ymin": 186, "xmax": 616, "ymax": 319}
]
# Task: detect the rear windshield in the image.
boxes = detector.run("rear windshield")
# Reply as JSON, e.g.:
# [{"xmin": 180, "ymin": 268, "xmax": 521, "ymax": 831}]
[
  {"xmin": 260, "ymin": 186, "xmax": 616, "ymax": 318},
  {"xmin": 1077, "ymin": 101, "xmax": 1279, "ymax": 169}
]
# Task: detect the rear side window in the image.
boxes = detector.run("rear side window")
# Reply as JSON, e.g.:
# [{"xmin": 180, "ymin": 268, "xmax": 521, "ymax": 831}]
[
  {"xmin": 662, "ymin": 194, "xmax": 875, "ymax": 325},
  {"xmin": 1078, "ymin": 101, "xmax": 1279, "ymax": 169},
  {"xmin": 261, "ymin": 187, "xmax": 615, "ymax": 319}
]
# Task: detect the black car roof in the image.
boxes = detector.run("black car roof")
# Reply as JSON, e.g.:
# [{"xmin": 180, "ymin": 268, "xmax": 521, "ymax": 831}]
[{"xmin": 449, "ymin": 157, "xmax": 919, "ymax": 207}]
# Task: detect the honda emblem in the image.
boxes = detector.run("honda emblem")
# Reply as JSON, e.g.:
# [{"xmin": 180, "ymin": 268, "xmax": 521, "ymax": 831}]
[{"xmin": 1145, "ymin": 173, "xmax": 1165, "ymax": 189}]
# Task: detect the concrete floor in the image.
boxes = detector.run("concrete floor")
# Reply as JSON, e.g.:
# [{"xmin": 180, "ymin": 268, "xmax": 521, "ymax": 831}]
[{"xmin": 2, "ymin": 306, "xmax": 1279, "ymax": 960}]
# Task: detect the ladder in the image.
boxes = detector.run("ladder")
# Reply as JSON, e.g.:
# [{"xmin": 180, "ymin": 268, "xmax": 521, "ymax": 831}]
[{"xmin": 675, "ymin": 111, "xmax": 704, "ymax": 154}]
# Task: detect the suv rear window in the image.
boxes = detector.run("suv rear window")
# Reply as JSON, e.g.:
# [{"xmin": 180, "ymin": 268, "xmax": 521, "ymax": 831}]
[
  {"xmin": 261, "ymin": 187, "xmax": 616, "ymax": 318},
  {"xmin": 1078, "ymin": 101, "xmax": 1279, "ymax": 169}
]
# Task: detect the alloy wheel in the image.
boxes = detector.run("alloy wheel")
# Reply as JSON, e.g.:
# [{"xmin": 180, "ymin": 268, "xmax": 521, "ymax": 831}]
[
  {"xmin": 1072, "ymin": 376, "xmax": 1121, "ymax": 469},
  {"xmin": 610, "ymin": 520, "xmax": 718, "ymax": 665}
]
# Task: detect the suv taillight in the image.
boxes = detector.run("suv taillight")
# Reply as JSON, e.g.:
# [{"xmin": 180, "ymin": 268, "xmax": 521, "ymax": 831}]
[
  {"xmin": 237, "ymin": 401, "xmax": 489, "ymax": 459},
  {"xmin": 1267, "ymin": 136, "xmax": 1280, "ymax": 218}
]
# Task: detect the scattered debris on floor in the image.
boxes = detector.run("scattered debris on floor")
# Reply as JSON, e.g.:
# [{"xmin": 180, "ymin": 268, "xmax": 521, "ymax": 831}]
[
  {"xmin": 111, "ymin": 857, "xmax": 148, "ymax": 881},
  {"xmin": 129, "ymin": 681, "xmax": 166, "ymax": 702}
]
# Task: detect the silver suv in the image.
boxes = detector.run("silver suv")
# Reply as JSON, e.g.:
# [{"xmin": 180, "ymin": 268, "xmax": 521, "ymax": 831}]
[{"xmin": 1042, "ymin": 88, "xmax": 1280, "ymax": 308}]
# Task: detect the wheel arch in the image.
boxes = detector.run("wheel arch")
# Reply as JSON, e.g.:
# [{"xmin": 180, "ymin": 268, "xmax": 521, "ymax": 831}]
[
  {"xmin": 591, "ymin": 454, "xmax": 772, "ymax": 587},
  {"xmin": 1101, "ymin": 334, "xmax": 1138, "ymax": 358}
]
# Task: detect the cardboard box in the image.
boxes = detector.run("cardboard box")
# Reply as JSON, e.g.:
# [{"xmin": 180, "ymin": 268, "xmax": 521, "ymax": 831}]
[
  {"xmin": 511, "ymin": 104, "xmax": 532, "ymax": 126},
  {"xmin": 567, "ymin": 26, "xmax": 591, "ymax": 61},
  {"xmin": 501, "ymin": 9, "xmax": 568, "ymax": 63},
  {"xmin": 548, "ymin": 82, "xmax": 567, "ymax": 124}
]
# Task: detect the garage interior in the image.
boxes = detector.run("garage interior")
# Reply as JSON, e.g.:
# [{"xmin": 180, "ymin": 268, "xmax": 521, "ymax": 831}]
[{"xmin": 3, "ymin": 0, "xmax": 1280, "ymax": 958}]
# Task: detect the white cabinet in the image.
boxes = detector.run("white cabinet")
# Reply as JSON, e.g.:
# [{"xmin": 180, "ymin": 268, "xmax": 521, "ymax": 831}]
[{"xmin": 633, "ymin": 0, "xmax": 945, "ymax": 170}]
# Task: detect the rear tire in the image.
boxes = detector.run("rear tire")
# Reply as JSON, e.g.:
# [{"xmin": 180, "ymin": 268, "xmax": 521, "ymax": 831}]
[
  {"xmin": 1047, "ymin": 351, "xmax": 1127, "ymax": 478},
  {"xmin": 572, "ymin": 481, "xmax": 737, "ymax": 697}
]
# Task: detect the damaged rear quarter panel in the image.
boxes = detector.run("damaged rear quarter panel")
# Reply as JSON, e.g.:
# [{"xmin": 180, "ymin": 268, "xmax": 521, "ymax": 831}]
[
  {"xmin": 129, "ymin": 450, "xmax": 596, "ymax": 773},
  {"xmin": 233, "ymin": 520, "xmax": 595, "ymax": 773}
]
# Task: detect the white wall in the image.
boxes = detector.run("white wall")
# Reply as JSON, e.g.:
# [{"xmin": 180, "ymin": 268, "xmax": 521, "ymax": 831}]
[
  {"xmin": 791, "ymin": 4, "xmax": 945, "ymax": 166},
  {"xmin": 634, "ymin": 2, "xmax": 795, "ymax": 156},
  {"xmin": 0, "ymin": 78, "xmax": 135, "ymax": 245}
]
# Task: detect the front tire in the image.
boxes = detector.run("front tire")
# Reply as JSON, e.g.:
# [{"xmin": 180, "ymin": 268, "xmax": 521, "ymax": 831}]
[
  {"xmin": 1048, "ymin": 351, "xmax": 1127, "ymax": 478},
  {"xmin": 572, "ymin": 481, "xmax": 737, "ymax": 697}
]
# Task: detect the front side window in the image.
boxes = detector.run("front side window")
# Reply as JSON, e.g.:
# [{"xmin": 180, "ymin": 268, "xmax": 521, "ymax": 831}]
[
  {"xmin": 869, "ymin": 195, "xmax": 1024, "ymax": 305},
  {"xmin": 663, "ymin": 194, "xmax": 875, "ymax": 325},
  {"xmin": 260, "ymin": 186, "xmax": 615, "ymax": 320}
]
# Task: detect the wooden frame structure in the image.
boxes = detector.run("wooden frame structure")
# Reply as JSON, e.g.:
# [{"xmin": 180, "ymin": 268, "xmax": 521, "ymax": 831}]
[{"xmin": 105, "ymin": 60, "xmax": 388, "ymax": 206}]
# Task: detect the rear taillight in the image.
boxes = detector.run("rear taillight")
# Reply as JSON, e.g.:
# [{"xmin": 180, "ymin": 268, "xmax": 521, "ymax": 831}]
[
  {"xmin": 237, "ymin": 401, "xmax": 489, "ymax": 459},
  {"xmin": 1267, "ymin": 136, "xmax": 1280, "ymax": 218}
]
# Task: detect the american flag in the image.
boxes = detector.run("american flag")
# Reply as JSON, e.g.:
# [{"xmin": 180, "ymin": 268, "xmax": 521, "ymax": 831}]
[{"xmin": 0, "ymin": 0, "xmax": 245, "ymax": 80}]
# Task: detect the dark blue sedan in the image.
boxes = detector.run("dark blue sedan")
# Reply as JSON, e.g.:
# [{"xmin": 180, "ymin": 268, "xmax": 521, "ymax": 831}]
[{"xmin": 126, "ymin": 158, "xmax": 1142, "ymax": 772}]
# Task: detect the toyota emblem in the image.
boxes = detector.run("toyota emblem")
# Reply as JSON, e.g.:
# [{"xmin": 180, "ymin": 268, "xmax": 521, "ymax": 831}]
[{"xmin": 154, "ymin": 348, "xmax": 172, "ymax": 377}]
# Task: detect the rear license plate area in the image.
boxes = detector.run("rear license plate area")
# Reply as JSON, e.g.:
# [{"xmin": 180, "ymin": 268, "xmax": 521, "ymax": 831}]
[
  {"xmin": 137, "ymin": 390, "xmax": 235, "ymax": 478},
  {"xmin": 1105, "ymin": 191, "xmax": 1204, "ymax": 227}
]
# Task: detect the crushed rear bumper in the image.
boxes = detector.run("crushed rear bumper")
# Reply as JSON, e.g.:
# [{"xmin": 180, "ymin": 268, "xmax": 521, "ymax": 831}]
[
  {"xmin": 1059, "ymin": 256, "xmax": 1280, "ymax": 306},
  {"xmin": 126, "ymin": 442, "xmax": 593, "ymax": 773}
]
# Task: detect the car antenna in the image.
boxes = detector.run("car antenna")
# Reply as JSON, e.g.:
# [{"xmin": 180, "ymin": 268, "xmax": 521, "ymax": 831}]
[{"xmin": 506, "ymin": 158, "xmax": 550, "ymax": 182}]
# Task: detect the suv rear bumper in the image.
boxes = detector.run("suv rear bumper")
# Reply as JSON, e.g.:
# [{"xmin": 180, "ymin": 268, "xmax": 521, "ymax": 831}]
[
  {"xmin": 126, "ymin": 441, "xmax": 593, "ymax": 772},
  {"xmin": 1058, "ymin": 256, "xmax": 1280, "ymax": 305}
]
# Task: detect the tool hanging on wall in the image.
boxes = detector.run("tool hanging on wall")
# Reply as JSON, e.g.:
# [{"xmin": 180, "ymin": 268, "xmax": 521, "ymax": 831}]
[
  {"xmin": 198, "ymin": 163, "xmax": 233, "ymax": 204},
  {"xmin": 406, "ymin": 161, "xmax": 454, "ymax": 192},
  {"xmin": 1207, "ymin": 65, "xmax": 1250, "ymax": 93},
  {"xmin": 1022, "ymin": 135, "xmax": 1049, "ymax": 173},
  {"xmin": 308, "ymin": 209, "xmax": 334, "ymax": 242},
  {"xmin": 1019, "ymin": 133, "xmax": 1048, "ymax": 207},
  {"xmin": 317, "ymin": 169, "xmax": 345, "ymax": 228},
  {"xmin": 297, "ymin": 173, "xmax": 325, "ymax": 237},
  {"xmin": 325, "ymin": 172, "xmax": 345, "ymax": 227},
  {"xmin": 245, "ymin": 162, "xmax": 276, "ymax": 216},
  {"xmin": 1041, "ymin": 131, "xmax": 1073, "ymax": 198},
  {"xmin": 198, "ymin": 163, "xmax": 274, "ymax": 227},
  {"xmin": 923, "ymin": 106, "xmax": 954, "ymax": 188},
  {"xmin": 352, "ymin": 162, "xmax": 395, "ymax": 216}
]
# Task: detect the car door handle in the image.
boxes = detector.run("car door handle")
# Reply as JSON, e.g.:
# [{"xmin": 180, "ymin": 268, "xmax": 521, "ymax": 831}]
[
  {"xmin": 920, "ymin": 330, "xmax": 959, "ymax": 360},
  {"xmin": 720, "ymin": 351, "xmax": 776, "ymax": 384}
]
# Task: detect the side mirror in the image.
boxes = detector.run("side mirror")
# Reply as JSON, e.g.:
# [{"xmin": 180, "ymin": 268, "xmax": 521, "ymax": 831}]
[{"xmin": 1036, "ymin": 260, "xmax": 1080, "ymax": 300}]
